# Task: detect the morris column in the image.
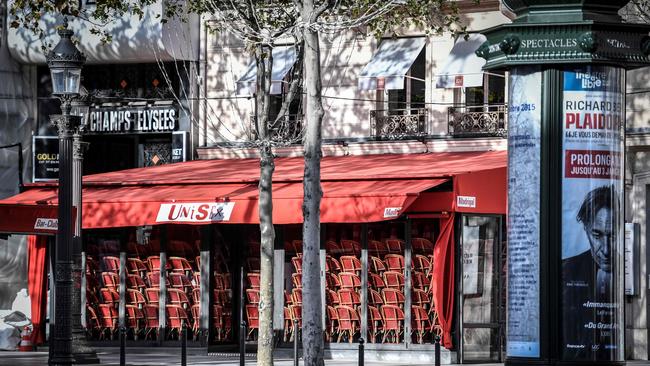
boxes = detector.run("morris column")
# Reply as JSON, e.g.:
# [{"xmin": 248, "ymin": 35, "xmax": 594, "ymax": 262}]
[{"xmin": 478, "ymin": 1, "xmax": 650, "ymax": 365}]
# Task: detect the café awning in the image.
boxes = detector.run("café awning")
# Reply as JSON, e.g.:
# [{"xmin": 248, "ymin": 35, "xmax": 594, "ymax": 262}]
[
  {"xmin": 435, "ymin": 34, "xmax": 487, "ymax": 88},
  {"xmin": 0, "ymin": 150, "xmax": 506, "ymax": 235},
  {"xmin": 358, "ymin": 37, "xmax": 426, "ymax": 90},
  {"xmin": 235, "ymin": 46, "xmax": 297, "ymax": 96}
]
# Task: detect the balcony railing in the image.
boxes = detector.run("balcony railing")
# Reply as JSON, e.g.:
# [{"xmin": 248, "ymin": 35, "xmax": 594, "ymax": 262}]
[
  {"xmin": 370, "ymin": 108, "xmax": 427, "ymax": 140},
  {"xmin": 249, "ymin": 114, "xmax": 304, "ymax": 143},
  {"xmin": 447, "ymin": 104, "xmax": 507, "ymax": 137}
]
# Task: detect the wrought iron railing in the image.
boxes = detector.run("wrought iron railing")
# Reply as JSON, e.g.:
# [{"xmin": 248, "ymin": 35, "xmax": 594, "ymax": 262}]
[
  {"xmin": 370, "ymin": 108, "xmax": 427, "ymax": 140},
  {"xmin": 447, "ymin": 104, "xmax": 507, "ymax": 137},
  {"xmin": 249, "ymin": 114, "xmax": 303, "ymax": 143}
]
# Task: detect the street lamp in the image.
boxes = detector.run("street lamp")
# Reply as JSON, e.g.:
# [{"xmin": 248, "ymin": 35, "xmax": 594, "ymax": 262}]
[{"xmin": 46, "ymin": 19, "xmax": 86, "ymax": 366}]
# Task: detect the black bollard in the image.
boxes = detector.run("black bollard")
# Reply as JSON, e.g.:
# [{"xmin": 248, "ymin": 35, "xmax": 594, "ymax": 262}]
[
  {"xmin": 434, "ymin": 335, "xmax": 441, "ymax": 366},
  {"xmin": 181, "ymin": 321, "xmax": 187, "ymax": 366},
  {"xmin": 293, "ymin": 319, "xmax": 299, "ymax": 366},
  {"xmin": 240, "ymin": 321, "xmax": 246, "ymax": 366},
  {"xmin": 119, "ymin": 326, "xmax": 126, "ymax": 366},
  {"xmin": 358, "ymin": 337, "xmax": 365, "ymax": 366}
]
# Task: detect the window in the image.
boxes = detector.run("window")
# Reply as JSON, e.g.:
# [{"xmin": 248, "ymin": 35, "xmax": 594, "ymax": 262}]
[
  {"xmin": 383, "ymin": 46, "xmax": 426, "ymax": 113},
  {"xmin": 461, "ymin": 72, "xmax": 506, "ymax": 107}
]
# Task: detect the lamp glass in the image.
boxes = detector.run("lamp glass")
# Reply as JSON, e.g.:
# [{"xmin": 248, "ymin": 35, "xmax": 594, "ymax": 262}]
[{"xmin": 51, "ymin": 68, "xmax": 82, "ymax": 95}]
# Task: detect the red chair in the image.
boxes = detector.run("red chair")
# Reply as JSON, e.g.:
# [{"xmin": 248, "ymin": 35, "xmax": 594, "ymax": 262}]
[
  {"xmin": 168, "ymin": 273, "xmax": 192, "ymax": 292},
  {"xmin": 368, "ymin": 305, "xmax": 383, "ymax": 343},
  {"xmin": 289, "ymin": 304, "xmax": 302, "ymax": 334},
  {"xmin": 383, "ymin": 271, "xmax": 405, "ymax": 289},
  {"xmin": 246, "ymin": 257, "xmax": 260, "ymax": 273},
  {"xmin": 384, "ymin": 254, "xmax": 405, "ymax": 272},
  {"xmin": 326, "ymin": 289, "xmax": 339, "ymax": 306},
  {"xmin": 191, "ymin": 304, "xmax": 201, "ymax": 338},
  {"xmin": 412, "ymin": 237, "xmax": 434, "ymax": 254},
  {"xmin": 99, "ymin": 288, "xmax": 120, "ymax": 306},
  {"xmin": 192, "ymin": 273, "xmax": 201, "ymax": 289},
  {"xmin": 191, "ymin": 288, "xmax": 201, "ymax": 304},
  {"xmin": 369, "ymin": 256, "xmax": 386, "ymax": 274},
  {"xmin": 167, "ymin": 288, "xmax": 191, "ymax": 309},
  {"xmin": 247, "ymin": 273, "xmax": 261, "ymax": 289},
  {"xmin": 411, "ymin": 305, "xmax": 431, "ymax": 344},
  {"xmin": 143, "ymin": 304, "xmax": 159, "ymax": 340},
  {"xmin": 326, "ymin": 305, "xmax": 338, "ymax": 342},
  {"xmin": 369, "ymin": 273, "xmax": 386, "ymax": 290},
  {"xmin": 86, "ymin": 256, "xmax": 99, "ymax": 275},
  {"xmin": 284, "ymin": 290, "xmax": 292, "ymax": 305},
  {"xmin": 126, "ymin": 304, "xmax": 144, "ymax": 336},
  {"xmin": 385, "ymin": 239, "xmax": 404, "ymax": 253},
  {"xmin": 291, "ymin": 256, "xmax": 302, "ymax": 274},
  {"xmin": 325, "ymin": 241, "xmax": 342, "ymax": 255},
  {"xmin": 166, "ymin": 304, "xmax": 189, "ymax": 339},
  {"xmin": 339, "ymin": 272, "xmax": 361, "ymax": 289},
  {"xmin": 412, "ymin": 289, "xmax": 430, "ymax": 309},
  {"xmin": 381, "ymin": 288, "xmax": 405, "ymax": 307},
  {"xmin": 338, "ymin": 289, "xmax": 360, "ymax": 307},
  {"xmin": 146, "ymin": 256, "xmax": 162, "ymax": 272},
  {"xmin": 380, "ymin": 305, "xmax": 405, "ymax": 343},
  {"xmin": 339, "ymin": 240, "xmax": 361, "ymax": 256},
  {"xmin": 335, "ymin": 305, "xmax": 359, "ymax": 343},
  {"xmin": 291, "ymin": 288, "xmax": 302, "ymax": 305},
  {"xmin": 212, "ymin": 304, "xmax": 224, "ymax": 341},
  {"xmin": 127, "ymin": 274, "xmax": 146, "ymax": 290},
  {"xmin": 325, "ymin": 255, "xmax": 341, "ymax": 273},
  {"xmin": 246, "ymin": 289, "xmax": 261, "ymax": 304},
  {"xmin": 413, "ymin": 254, "xmax": 431, "ymax": 274},
  {"xmin": 213, "ymin": 289, "xmax": 231, "ymax": 306},
  {"xmin": 283, "ymin": 307, "xmax": 293, "ymax": 342},
  {"xmin": 245, "ymin": 304, "xmax": 259, "ymax": 340},
  {"xmin": 291, "ymin": 273, "xmax": 302, "ymax": 289},
  {"xmin": 102, "ymin": 256, "xmax": 120, "ymax": 273},
  {"xmin": 326, "ymin": 272, "xmax": 340, "ymax": 289},
  {"xmin": 127, "ymin": 258, "xmax": 147, "ymax": 275},
  {"xmin": 144, "ymin": 288, "xmax": 160, "ymax": 304},
  {"xmin": 368, "ymin": 240, "xmax": 387, "ymax": 257},
  {"xmin": 168, "ymin": 257, "xmax": 193, "ymax": 274},
  {"xmin": 86, "ymin": 305, "xmax": 100, "ymax": 337},
  {"xmin": 87, "ymin": 290, "xmax": 100, "ymax": 306},
  {"xmin": 126, "ymin": 289, "xmax": 146, "ymax": 307},
  {"xmin": 369, "ymin": 288, "xmax": 383, "ymax": 306},
  {"xmin": 412, "ymin": 271, "xmax": 428, "ymax": 291},
  {"xmin": 146, "ymin": 271, "xmax": 169, "ymax": 288},
  {"xmin": 101, "ymin": 272, "xmax": 118, "ymax": 289},
  {"xmin": 97, "ymin": 304, "xmax": 118, "ymax": 340},
  {"xmin": 339, "ymin": 256, "xmax": 361, "ymax": 274}
]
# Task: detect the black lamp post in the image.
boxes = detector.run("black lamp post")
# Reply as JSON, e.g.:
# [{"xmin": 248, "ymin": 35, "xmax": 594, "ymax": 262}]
[{"xmin": 46, "ymin": 19, "xmax": 86, "ymax": 366}]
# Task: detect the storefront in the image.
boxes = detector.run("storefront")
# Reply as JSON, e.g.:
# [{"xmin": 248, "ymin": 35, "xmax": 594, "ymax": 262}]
[{"xmin": 0, "ymin": 150, "xmax": 506, "ymax": 363}]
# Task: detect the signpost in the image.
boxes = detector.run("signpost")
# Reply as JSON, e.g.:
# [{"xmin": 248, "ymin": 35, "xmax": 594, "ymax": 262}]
[{"xmin": 478, "ymin": 1, "xmax": 650, "ymax": 365}]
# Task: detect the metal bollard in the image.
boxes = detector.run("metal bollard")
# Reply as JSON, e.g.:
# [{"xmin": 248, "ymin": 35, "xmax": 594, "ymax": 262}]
[
  {"xmin": 293, "ymin": 319, "xmax": 299, "ymax": 366},
  {"xmin": 358, "ymin": 337, "xmax": 365, "ymax": 366},
  {"xmin": 181, "ymin": 321, "xmax": 187, "ymax": 366},
  {"xmin": 119, "ymin": 326, "xmax": 126, "ymax": 366},
  {"xmin": 434, "ymin": 335, "xmax": 441, "ymax": 366},
  {"xmin": 240, "ymin": 321, "xmax": 246, "ymax": 366}
]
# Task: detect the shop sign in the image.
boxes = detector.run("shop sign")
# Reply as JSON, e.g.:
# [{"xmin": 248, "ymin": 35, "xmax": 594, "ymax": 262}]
[
  {"xmin": 383, "ymin": 207, "xmax": 401, "ymax": 218},
  {"xmin": 84, "ymin": 105, "xmax": 178, "ymax": 134},
  {"xmin": 34, "ymin": 218, "xmax": 58, "ymax": 230},
  {"xmin": 156, "ymin": 202, "xmax": 235, "ymax": 223},
  {"xmin": 33, "ymin": 136, "xmax": 59, "ymax": 181},
  {"xmin": 171, "ymin": 131, "xmax": 186, "ymax": 163},
  {"xmin": 624, "ymin": 223, "xmax": 639, "ymax": 296},
  {"xmin": 456, "ymin": 196, "xmax": 476, "ymax": 208}
]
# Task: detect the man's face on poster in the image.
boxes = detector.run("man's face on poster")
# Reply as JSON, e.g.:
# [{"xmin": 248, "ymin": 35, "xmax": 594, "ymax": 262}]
[{"xmin": 585, "ymin": 207, "xmax": 613, "ymax": 273}]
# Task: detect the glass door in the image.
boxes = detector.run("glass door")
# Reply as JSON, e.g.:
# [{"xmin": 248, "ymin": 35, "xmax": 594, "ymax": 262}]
[{"xmin": 460, "ymin": 215, "xmax": 505, "ymax": 363}]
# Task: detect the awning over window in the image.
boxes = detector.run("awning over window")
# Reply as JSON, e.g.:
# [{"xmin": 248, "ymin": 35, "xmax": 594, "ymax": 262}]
[
  {"xmin": 435, "ymin": 34, "xmax": 487, "ymax": 89},
  {"xmin": 358, "ymin": 37, "xmax": 426, "ymax": 90},
  {"xmin": 0, "ymin": 150, "xmax": 506, "ymax": 235},
  {"xmin": 235, "ymin": 46, "xmax": 297, "ymax": 96}
]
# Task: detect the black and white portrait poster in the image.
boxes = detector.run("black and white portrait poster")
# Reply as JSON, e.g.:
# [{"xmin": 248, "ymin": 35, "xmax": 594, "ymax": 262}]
[{"xmin": 561, "ymin": 66, "xmax": 624, "ymax": 361}]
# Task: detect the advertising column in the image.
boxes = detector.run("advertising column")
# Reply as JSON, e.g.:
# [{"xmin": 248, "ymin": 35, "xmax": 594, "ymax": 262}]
[{"xmin": 561, "ymin": 66, "xmax": 624, "ymax": 362}]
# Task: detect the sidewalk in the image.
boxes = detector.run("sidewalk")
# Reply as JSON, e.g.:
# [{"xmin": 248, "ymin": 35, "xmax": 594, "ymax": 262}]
[{"xmin": 0, "ymin": 348, "xmax": 504, "ymax": 366}]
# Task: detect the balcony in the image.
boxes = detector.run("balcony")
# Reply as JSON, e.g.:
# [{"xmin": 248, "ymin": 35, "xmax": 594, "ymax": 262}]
[
  {"xmin": 249, "ymin": 114, "xmax": 303, "ymax": 143},
  {"xmin": 447, "ymin": 104, "xmax": 507, "ymax": 137},
  {"xmin": 370, "ymin": 108, "xmax": 427, "ymax": 140}
]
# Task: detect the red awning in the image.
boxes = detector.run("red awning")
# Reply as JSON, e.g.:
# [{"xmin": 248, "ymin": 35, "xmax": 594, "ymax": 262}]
[
  {"xmin": 0, "ymin": 150, "xmax": 506, "ymax": 234},
  {"xmin": 0, "ymin": 179, "xmax": 447, "ymax": 233}
]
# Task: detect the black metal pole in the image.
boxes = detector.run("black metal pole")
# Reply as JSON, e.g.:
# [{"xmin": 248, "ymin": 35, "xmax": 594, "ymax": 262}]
[
  {"xmin": 240, "ymin": 321, "xmax": 246, "ymax": 366},
  {"xmin": 119, "ymin": 326, "xmax": 126, "ymax": 366},
  {"xmin": 181, "ymin": 321, "xmax": 187, "ymax": 366},
  {"xmin": 293, "ymin": 319, "xmax": 299, "ymax": 366},
  {"xmin": 49, "ymin": 100, "xmax": 78, "ymax": 366},
  {"xmin": 358, "ymin": 337, "xmax": 364, "ymax": 366},
  {"xmin": 434, "ymin": 335, "xmax": 441, "ymax": 366}
]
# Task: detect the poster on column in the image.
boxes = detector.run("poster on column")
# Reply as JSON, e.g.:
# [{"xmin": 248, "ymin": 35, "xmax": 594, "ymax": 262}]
[
  {"xmin": 561, "ymin": 66, "xmax": 624, "ymax": 361},
  {"xmin": 506, "ymin": 68, "xmax": 541, "ymax": 358}
]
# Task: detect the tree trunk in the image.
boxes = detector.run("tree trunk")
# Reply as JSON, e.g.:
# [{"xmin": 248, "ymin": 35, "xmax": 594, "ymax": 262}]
[
  {"xmin": 301, "ymin": 1, "xmax": 325, "ymax": 365},
  {"xmin": 256, "ymin": 44, "xmax": 275, "ymax": 366}
]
